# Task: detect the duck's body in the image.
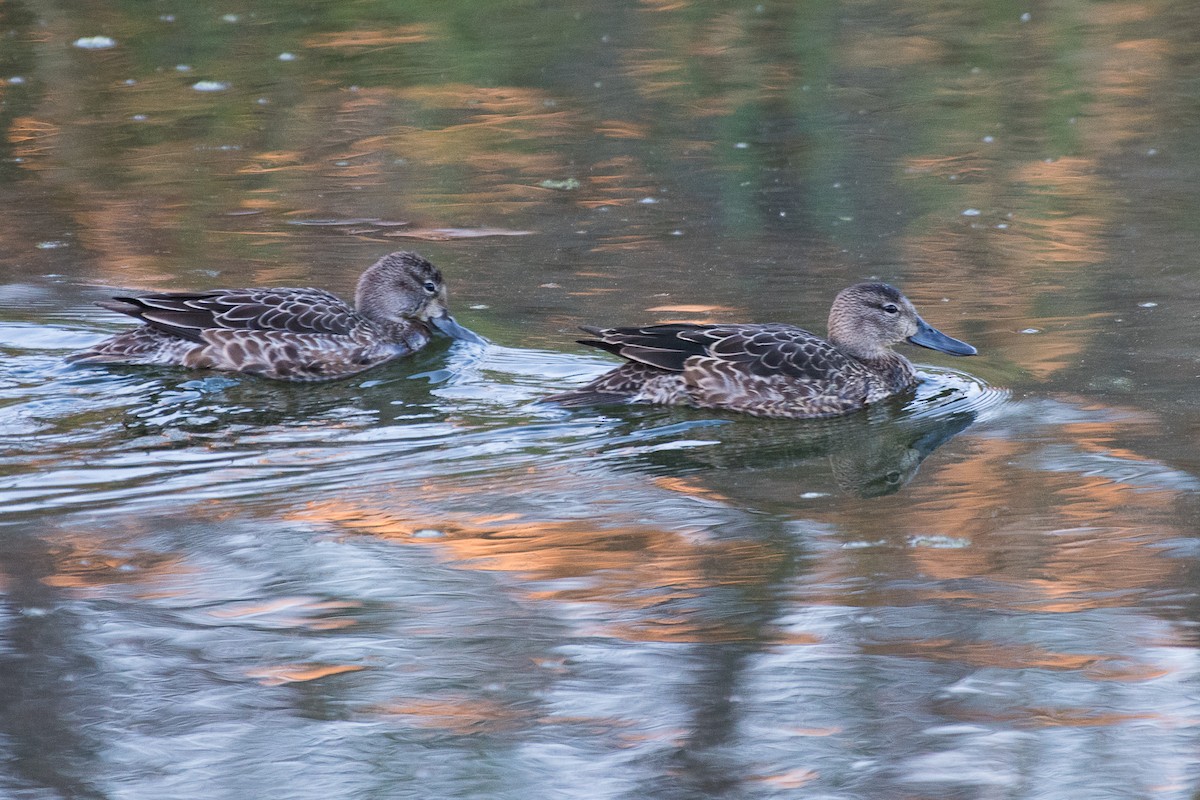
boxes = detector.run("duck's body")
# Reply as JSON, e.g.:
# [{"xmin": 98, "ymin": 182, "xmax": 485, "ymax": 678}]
[
  {"xmin": 68, "ymin": 251, "xmax": 483, "ymax": 382},
  {"xmin": 546, "ymin": 283, "xmax": 975, "ymax": 419}
]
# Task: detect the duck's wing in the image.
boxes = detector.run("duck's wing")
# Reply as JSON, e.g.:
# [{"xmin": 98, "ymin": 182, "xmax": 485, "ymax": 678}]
[
  {"xmin": 98, "ymin": 287, "xmax": 362, "ymax": 342},
  {"xmin": 578, "ymin": 322, "xmax": 852, "ymax": 379}
]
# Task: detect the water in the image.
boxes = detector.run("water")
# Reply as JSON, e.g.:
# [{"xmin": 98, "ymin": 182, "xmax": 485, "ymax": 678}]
[{"xmin": 3, "ymin": 1, "xmax": 1200, "ymax": 798}]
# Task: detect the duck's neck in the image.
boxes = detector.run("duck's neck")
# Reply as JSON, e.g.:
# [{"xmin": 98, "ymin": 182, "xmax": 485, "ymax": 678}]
[
  {"xmin": 853, "ymin": 350, "xmax": 918, "ymax": 391},
  {"xmin": 376, "ymin": 318, "xmax": 432, "ymax": 349}
]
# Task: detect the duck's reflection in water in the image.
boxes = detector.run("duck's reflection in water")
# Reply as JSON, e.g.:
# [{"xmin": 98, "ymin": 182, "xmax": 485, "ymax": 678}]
[{"xmin": 620, "ymin": 401, "xmax": 978, "ymax": 503}]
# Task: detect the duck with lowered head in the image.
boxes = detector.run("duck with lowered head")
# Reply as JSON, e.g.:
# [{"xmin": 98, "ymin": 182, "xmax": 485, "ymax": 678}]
[
  {"xmin": 69, "ymin": 251, "xmax": 484, "ymax": 381},
  {"xmin": 546, "ymin": 282, "xmax": 976, "ymax": 419}
]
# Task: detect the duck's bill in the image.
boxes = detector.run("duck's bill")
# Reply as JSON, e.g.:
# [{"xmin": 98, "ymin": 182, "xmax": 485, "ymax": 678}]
[
  {"xmin": 431, "ymin": 313, "xmax": 488, "ymax": 345},
  {"xmin": 908, "ymin": 318, "xmax": 976, "ymax": 356}
]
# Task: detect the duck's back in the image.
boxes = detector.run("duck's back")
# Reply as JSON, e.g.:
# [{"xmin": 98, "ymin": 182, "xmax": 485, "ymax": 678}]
[
  {"xmin": 96, "ymin": 287, "xmax": 363, "ymax": 339},
  {"xmin": 69, "ymin": 286, "xmax": 421, "ymax": 381},
  {"xmin": 554, "ymin": 322, "xmax": 917, "ymax": 419}
]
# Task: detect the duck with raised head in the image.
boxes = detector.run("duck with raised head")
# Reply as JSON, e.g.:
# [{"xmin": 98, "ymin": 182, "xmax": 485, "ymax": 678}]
[
  {"xmin": 546, "ymin": 282, "xmax": 976, "ymax": 419},
  {"xmin": 68, "ymin": 251, "xmax": 485, "ymax": 381}
]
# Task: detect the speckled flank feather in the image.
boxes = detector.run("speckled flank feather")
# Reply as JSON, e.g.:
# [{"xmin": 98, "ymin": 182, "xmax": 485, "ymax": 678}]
[
  {"xmin": 546, "ymin": 283, "xmax": 975, "ymax": 420},
  {"xmin": 69, "ymin": 251, "xmax": 469, "ymax": 382}
]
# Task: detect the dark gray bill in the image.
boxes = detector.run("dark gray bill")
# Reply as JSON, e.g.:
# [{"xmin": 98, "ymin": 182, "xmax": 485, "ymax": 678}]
[
  {"xmin": 431, "ymin": 312, "xmax": 488, "ymax": 345},
  {"xmin": 907, "ymin": 317, "xmax": 976, "ymax": 356}
]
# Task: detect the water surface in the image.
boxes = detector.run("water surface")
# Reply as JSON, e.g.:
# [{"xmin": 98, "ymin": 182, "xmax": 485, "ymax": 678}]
[{"xmin": 3, "ymin": 1, "xmax": 1200, "ymax": 798}]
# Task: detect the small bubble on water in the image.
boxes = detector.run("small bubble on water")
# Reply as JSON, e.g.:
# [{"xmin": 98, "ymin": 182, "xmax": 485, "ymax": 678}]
[
  {"xmin": 175, "ymin": 64, "xmax": 192, "ymax": 72},
  {"xmin": 35, "ymin": 241, "xmax": 68, "ymax": 250},
  {"xmin": 961, "ymin": 208, "xmax": 981, "ymax": 216},
  {"xmin": 278, "ymin": 52, "xmax": 297, "ymax": 62},
  {"xmin": 671, "ymin": 230, "xmax": 684, "ymax": 236},
  {"xmin": 469, "ymin": 304, "xmax": 490, "ymax": 310},
  {"xmin": 982, "ymin": 135, "xmax": 995, "ymax": 143},
  {"xmin": 412, "ymin": 528, "xmax": 444, "ymax": 539},
  {"xmin": 159, "ymin": 14, "xmax": 176, "ymax": 22},
  {"xmin": 995, "ymin": 223, "xmax": 1009, "ymax": 229},
  {"xmin": 909, "ymin": 534, "xmax": 969, "ymax": 549},
  {"xmin": 639, "ymin": 197, "xmax": 658, "ymax": 204},
  {"xmin": 221, "ymin": 13, "xmax": 240, "ymax": 23},
  {"xmin": 1020, "ymin": 328, "xmax": 1040, "ymax": 334},
  {"xmin": 1019, "ymin": 12, "xmax": 1032, "ymax": 22},
  {"xmin": 1146, "ymin": 148, "xmax": 1158, "ymax": 156},
  {"xmin": 7, "ymin": 76, "xmax": 25, "ymax": 85},
  {"xmin": 74, "ymin": 36, "xmax": 117, "ymax": 49},
  {"xmin": 1138, "ymin": 301, "xmax": 1158, "ymax": 308},
  {"xmin": 192, "ymin": 80, "xmax": 229, "ymax": 92},
  {"xmin": 132, "ymin": 114, "xmax": 148, "ymax": 121},
  {"xmin": 734, "ymin": 142, "xmax": 749, "ymax": 149},
  {"xmin": 800, "ymin": 492, "xmax": 828, "ymax": 499}
]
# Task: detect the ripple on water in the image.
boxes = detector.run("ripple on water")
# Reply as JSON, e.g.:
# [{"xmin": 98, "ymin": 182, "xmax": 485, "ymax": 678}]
[{"xmin": 906, "ymin": 364, "xmax": 1010, "ymax": 423}]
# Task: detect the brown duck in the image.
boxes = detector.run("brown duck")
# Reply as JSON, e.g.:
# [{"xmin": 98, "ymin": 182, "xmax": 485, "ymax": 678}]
[
  {"xmin": 546, "ymin": 282, "xmax": 976, "ymax": 419},
  {"xmin": 68, "ymin": 251, "xmax": 484, "ymax": 381}
]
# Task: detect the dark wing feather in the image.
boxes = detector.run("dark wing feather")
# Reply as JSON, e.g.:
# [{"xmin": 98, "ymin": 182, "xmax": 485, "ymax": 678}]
[
  {"xmin": 577, "ymin": 322, "xmax": 851, "ymax": 379},
  {"xmin": 99, "ymin": 287, "xmax": 362, "ymax": 341},
  {"xmin": 576, "ymin": 324, "xmax": 713, "ymax": 372}
]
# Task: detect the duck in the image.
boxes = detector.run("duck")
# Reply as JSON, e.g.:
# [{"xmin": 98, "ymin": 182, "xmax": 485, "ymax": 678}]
[
  {"xmin": 545, "ymin": 282, "xmax": 976, "ymax": 419},
  {"xmin": 68, "ymin": 250, "xmax": 485, "ymax": 382}
]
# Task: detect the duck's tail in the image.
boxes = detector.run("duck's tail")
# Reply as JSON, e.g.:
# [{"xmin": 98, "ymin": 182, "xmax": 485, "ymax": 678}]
[{"xmin": 543, "ymin": 386, "xmax": 632, "ymax": 408}]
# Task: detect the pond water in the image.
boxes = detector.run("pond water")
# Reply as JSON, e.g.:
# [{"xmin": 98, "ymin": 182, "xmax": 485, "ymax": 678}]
[{"xmin": 3, "ymin": 1, "xmax": 1200, "ymax": 797}]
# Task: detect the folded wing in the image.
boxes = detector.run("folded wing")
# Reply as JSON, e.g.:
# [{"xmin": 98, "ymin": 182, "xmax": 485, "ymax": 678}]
[{"xmin": 98, "ymin": 288, "xmax": 361, "ymax": 342}]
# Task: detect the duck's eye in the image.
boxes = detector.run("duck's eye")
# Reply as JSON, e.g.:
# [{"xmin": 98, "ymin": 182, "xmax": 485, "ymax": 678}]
[
  {"xmin": 422, "ymin": 280, "xmax": 438, "ymax": 295},
  {"xmin": 881, "ymin": 303, "xmax": 900, "ymax": 315}
]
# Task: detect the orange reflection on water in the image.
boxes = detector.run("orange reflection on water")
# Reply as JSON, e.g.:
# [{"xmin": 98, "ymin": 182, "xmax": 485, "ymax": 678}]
[
  {"xmin": 246, "ymin": 663, "xmax": 366, "ymax": 686},
  {"xmin": 861, "ymin": 638, "xmax": 1109, "ymax": 672},
  {"xmin": 207, "ymin": 596, "xmax": 361, "ymax": 631},
  {"xmin": 291, "ymin": 497, "xmax": 785, "ymax": 644},
  {"xmin": 749, "ymin": 768, "xmax": 819, "ymax": 789},
  {"xmin": 368, "ymin": 696, "xmax": 528, "ymax": 734},
  {"xmin": 302, "ymin": 26, "xmax": 437, "ymax": 50},
  {"xmin": 596, "ymin": 119, "xmax": 650, "ymax": 139},
  {"xmin": 7, "ymin": 116, "xmax": 58, "ymax": 164},
  {"xmin": 957, "ymin": 705, "xmax": 1164, "ymax": 730},
  {"xmin": 801, "ymin": 409, "xmax": 1189, "ymax": 618},
  {"xmin": 1084, "ymin": 36, "xmax": 1171, "ymax": 154},
  {"xmin": 38, "ymin": 533, "xmax": 190, "ymax": 595},
  {"xmin": 842, "ymin": 34, "xmax": 945, "ymax": 68}
]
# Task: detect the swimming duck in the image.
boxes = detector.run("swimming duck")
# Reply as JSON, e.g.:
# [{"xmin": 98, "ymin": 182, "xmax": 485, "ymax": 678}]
[
  {"xmin": 546, "ymin": 282, "xmax": 975, "ymax": 419},
  {"xmin": 68, "ymin": 250, "xmax": 484, "ymax": 381}
]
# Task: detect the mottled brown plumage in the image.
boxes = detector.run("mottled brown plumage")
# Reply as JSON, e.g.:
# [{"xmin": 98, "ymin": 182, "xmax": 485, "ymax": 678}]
[
  {"xmin": 546, "ymin": 283, "xmax": 976, "ymax": 419},
  {"xmin": 68, "ymin": 251, "xmax": 484, "ymax": 381}
]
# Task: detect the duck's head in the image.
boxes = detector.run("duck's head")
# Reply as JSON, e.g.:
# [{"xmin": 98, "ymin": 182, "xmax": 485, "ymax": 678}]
[
  {"xmin": 356, "ymin": 251, "xmax": 485, "ymax": 343},
  {"xmin": 828, "ymin": 282, "xmax": 975, "ymax": 361}
]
